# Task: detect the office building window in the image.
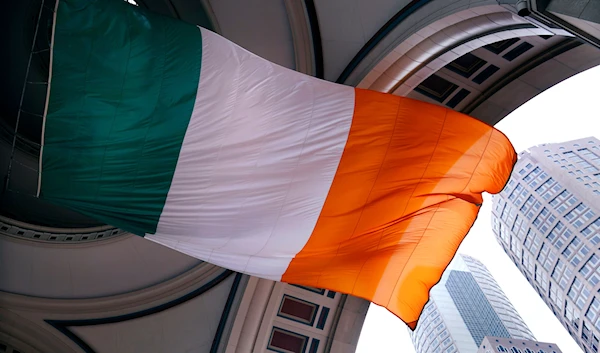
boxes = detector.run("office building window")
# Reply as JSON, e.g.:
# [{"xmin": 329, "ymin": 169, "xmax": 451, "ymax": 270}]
[
  {"xmin": 445, "ymin": 53, "xmax": 487, "ymax": 78},
  {"xmin": 308, "ymin": 339, "xmax": 319, "ymax": 353},
  {"xmin": 316, "ymin": 307, "xmax": 330, "ymax": 329},
  {"xmin": 524, "ymin": 230, "xmax": 542, "ymax": 255},
  {"xmin": 537, "ymin": 243, "xmax": 549, "ymax": 261},
  {"xmin": 536, "ymin": 178, "xmax": 561, "ymax": 199},
  {"xmin": 414, "ymin": 74, "xmax": 458, "ymax": 103},
  {"xmin": 557, "ymin": 203, "xmax": 568, "ymax": 214},
  {"xmin": 502, "ymin": 41, "xmax": 533, "ymax": 61},
  {"xmin": 565, "ymin": 203, "xmax": 591, "ymax": 222},
  {"xmin": 496, "ymin": 198, "xmax": 506, "ymax": 212},
  {"xmin": 268, "ymin": 327, "xmax": 308, "ymax": 353},
  {"xmin": 563, "ymin": 237, "xmax": 582, "ymax": 258},
  {"xmin": 521, "ymin": 250, "xmax": 535, "ymax": 274},
  {"xmin": 513, "ymin": 215, "xmax": 525, "ymax": 234},
  {"xmin": 549, "ymin": 282, "xmax": 563, "ymax": 307},
  {"xmin": 535, "ymin": 264, "xmax": 549, "ymax": 289},
  {"xmin": 484, "ymin": 38, "xmax": 519, "ymax": 54},
  {"xmin": 524, "ymin": 171, "xmax": 536, "ymax": 183},
  {"xmin": 546, "ymin": 225, "xmax": 559, "ymax": 242},
  {"xmin": 277, "ymin": 295, "xmax": 319, "ymax": 326},
  {"xmin": 586, "ymin": 297, "xmax": 600, "ymax": 321},
  {"xmin": 552, "ymin": 258, "xmax": 565, "ymax": 274},
  {"xmin": 583, "ymin": 320, "xmax": 593, "ymax": 342},
  {"xmin": 582, "ymin": 218, "xmax": 600, "ymax": 244},
  {"xmin": 586, "ymin": 165, "xmax": 599, "ymax": 173},
  {"xmin": 472, "ymin": 64, "xmax": 499, "ymax": 84},
  {"xmin": 446, "ymin": 88, "xmax": 471, "ymax": 108},
  {"xmin": 571, "ymin": 252, "xmax": 585, "ymax": 267},
  {"xmin": 565, "ymin": 299, "xmax": 581, "ymax": 324},
  {"xmin": 580, "ymin": 148, "xmax": 600, "ymax": 161},
  {"xmin": 578, "ymin": 289, "xmax": 591, "ymax": 310},
  {"xmin": 550, "ymin": 190, "xmax": 570, "ymax": 207},
  {"xmin": 581, "ymin": 263, "xmax": 599, "ymax": 293},
  {"xmin": 590, "ymin": 268, "xmax": 600, "ymax": 287},
  {"xmin": 545, "ymin": 222, "xmax": 570, "ymax": 250},
  {"xmin": 568, "ymin": 278, "xmax": 583, "ymax": 299}
]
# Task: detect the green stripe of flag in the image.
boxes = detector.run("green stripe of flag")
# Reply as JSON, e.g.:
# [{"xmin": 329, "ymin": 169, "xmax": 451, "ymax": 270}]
[{"xmin": 40, "ymin": 0, "xmax": 203, "ymax": 235}]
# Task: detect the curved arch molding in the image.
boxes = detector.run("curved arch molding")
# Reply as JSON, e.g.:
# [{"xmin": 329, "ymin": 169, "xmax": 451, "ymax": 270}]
[
  {"xmin": 303, "ymin": 0, "xmax": 324, "ymax": 78},
  {"xmin": 336, "ymin": 0, "xmax": 431, "ymax": 84},
  {"xmin": 385, "ymin": 23, "xmax": 537, "ymax": 93},
  {"xmin": 0, "ymin": 309, "xmax": 79, "ymax": 353},
  {"xmin": 0, "ymin": 233, "xmax": 204, "ymax": 299},
  {"xmin": 44, "ymin": 271, "xmax": 243, "ymax": 353}
]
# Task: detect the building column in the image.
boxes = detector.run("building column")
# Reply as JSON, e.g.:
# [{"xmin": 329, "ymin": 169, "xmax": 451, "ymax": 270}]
[{"xmin": 234, "ymin": 278, "xmax": 275, "ymax": 353}]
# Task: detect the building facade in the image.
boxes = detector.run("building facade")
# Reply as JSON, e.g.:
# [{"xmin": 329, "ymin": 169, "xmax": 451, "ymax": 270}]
[
  {"xmin": 410, "ymin": 254, "xmax": 534, "ymax": 353},
  {"xmin": 224, "ymin": 279, "xmax": 368, "ymax": 353},
  {"xmin": 477, "ymin": 336, "xmax": 562, "ymax": 353},
  {"xmin": 492, "ymin": 137, "xmax": 600, "ymax": 353}
]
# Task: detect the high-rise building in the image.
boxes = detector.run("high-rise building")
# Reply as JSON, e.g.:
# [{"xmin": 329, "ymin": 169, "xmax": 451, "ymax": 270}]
[
  {"xmin": 492, "ymin": 137, "xmax": 600, "ymax": 353},
  {"xmin": 477, "ymin": 336, "xmax": 562, "ymax": 353},
  {"xmin": 410, "ymin": 254, "xmax": 534, "ymax": 353}
]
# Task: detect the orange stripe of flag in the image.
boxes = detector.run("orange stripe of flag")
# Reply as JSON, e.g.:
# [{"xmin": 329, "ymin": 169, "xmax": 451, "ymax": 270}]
[{"xmin": 282, "ymin": 88, "xmax": 516, "ymax": 327}]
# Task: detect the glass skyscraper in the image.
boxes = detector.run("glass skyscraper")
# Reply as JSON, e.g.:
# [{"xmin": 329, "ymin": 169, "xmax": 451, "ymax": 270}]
[
  {"xmin": 410, "ymin": 254, "xmax": 534, "ymax": 353},
  {"xmin": 492, "ymin": 137, "xmax": 600, "ymax": 353}
]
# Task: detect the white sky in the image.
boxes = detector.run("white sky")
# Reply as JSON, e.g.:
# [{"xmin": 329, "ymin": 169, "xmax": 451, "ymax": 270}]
[{"xmin": 356, "ymin": 64, "xmax": 600, "ymax": 353}]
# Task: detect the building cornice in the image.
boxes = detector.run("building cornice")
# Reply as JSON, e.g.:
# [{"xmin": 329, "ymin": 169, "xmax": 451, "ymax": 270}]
[
  {"xmin": 361, "ymin": 9, "xmax": 546, "ymax": 93},
  {"xmin": 284, "ymin": 0, "xmax": 317, "ymax": 77},
  {"xmin": 336, "ymin": 0, "xmax": 433, "ymax": 84},
  {"xmin": 0, "ymin": 263, "xmax": 227, "ymax": 314},
  {"xmin": 0, "ymin": 215, "xmax": 124, "ymax": 243}
]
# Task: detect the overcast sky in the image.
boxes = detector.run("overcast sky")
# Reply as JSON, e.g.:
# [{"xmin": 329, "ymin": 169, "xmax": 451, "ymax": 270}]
[{"xmin": 356, "ymin": 64, "xmax": 600, "ymax": 353}]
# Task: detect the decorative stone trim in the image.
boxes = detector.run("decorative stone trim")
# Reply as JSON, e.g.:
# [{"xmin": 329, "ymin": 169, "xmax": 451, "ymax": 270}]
[
  {"xmin": 0, "ymin": 215, "xmax": 126, "ymax": 243},
  {"xmin": 0, "ymin": 263, "xmax": 226, "ymax": 316},
  {"xmin": 284, "ymin": 0, "xmax": 316, "ymax": 76},
  {"xmin": 0, "ymin": 309, "xmax": 79, "ymax": 353}
]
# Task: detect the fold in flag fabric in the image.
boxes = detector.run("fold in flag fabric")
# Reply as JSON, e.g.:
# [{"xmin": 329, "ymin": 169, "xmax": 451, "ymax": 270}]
[{"xmin": 39, "ymin": 0, "xmax": 517, "ymax": 328}]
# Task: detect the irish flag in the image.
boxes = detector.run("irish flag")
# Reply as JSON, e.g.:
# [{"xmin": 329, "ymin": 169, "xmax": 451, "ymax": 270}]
[{"xmin": 39, "ymin": 0, "xmax": 516, "ymax": 328}]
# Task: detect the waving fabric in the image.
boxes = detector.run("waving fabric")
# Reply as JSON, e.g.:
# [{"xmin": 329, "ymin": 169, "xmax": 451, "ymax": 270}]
[{"xmin": 38, "ymin": 0, "xmax": 517, "ymax": 328}]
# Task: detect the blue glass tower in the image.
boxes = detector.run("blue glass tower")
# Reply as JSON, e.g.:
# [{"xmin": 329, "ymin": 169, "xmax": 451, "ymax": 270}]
[{"xmin": 410, "ymin": 254, "xmax": 534, "ymax": 353}]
